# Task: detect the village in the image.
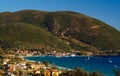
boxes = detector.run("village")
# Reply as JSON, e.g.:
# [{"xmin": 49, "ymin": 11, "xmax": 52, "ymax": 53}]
[
  {"xmin": 0, "ymin": 49, "xmax": 90, "ymax": 76},
  {"xmin": 0, "ymin": 48, "xmax": 119, "ymax": 76},
  {"xmin": 0, "ymin": 49, "xmax": 70, "ymax": 76}
]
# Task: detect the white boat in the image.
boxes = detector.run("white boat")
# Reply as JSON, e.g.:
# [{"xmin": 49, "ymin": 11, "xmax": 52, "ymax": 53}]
[
  {"xmin": 109, "ymin": 59, "xmax": 112, "ymax": 63},
  {"xmin": 87, "ymin": 56, "xmax": 90, "ymax": 60},
  {"xmin": 85, "ymin": 56, "xmax": 90, "ymax": 61},
  {"xmin": 56, "ymin": 55, "xmax": 62, "ymax": 58},
  {"xmin": 114, "ymin": 65, "xmax": 117, "ymax": 68},
  {"xmin": 114, "ymin": 65, "xmax": 120, "ymax": 68},
  {"xmin": 71, "ymin": 54, "xmax": 76, "ymax": 57}
]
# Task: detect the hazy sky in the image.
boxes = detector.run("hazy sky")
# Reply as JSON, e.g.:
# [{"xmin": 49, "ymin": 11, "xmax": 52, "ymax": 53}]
[{"xmin": 0, "ymin": 0, "xmax": 120, "ymax": 30}]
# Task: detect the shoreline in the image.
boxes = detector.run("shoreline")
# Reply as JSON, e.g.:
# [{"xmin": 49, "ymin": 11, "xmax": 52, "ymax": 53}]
[
  {"xmin": 22, "ymin": 55, "xmax": 120, "ymax": 76},
  {"xmin": 22, "ymin": 55, "xmax": 72, "ymax": 71},
  {"xmin": 23, "ymin": 55, "xmax": 120, "ymax": 70},
  {"xmin": 23, "ymin": 54, "xmax": 120, "ymax": 58}
]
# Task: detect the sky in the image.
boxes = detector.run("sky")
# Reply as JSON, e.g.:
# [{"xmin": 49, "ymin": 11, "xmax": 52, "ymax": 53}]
[{"xmin": 0, "ymin": 0, "xmax": 120, "ymax": 31}]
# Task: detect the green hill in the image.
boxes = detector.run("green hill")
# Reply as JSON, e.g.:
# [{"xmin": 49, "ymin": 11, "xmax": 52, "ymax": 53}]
[
  {"xmin": 0, "ymin": 10, "xmax": 120, "ymax": 52},
  {"xmin": 0, "ymin": 22, "xmax": 71, "ymax": 51}
]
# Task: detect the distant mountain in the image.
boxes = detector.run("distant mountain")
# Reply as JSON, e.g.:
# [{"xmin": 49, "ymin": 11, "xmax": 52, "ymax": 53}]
[{"xmin": 0, "ymin": 10, "xmax": 120, "ymax": 52}]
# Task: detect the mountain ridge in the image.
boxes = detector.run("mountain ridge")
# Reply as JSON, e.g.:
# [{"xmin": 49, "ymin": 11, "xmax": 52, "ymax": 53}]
[{"xmin": 0, "ymin": 10, "xmax": 120, "ymax": 53}]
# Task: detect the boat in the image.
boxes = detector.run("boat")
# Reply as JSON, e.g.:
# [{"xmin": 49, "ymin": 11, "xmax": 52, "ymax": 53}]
[
  {"xmin": 56, "ymin": 55, "xmax": 62, "ymax": 58},
  {"xmin": 109, "ymin": 59, "xmax": 112, "ymax": 63},
  {"xmin": 71, "ymin": 54, "xmax": 76, "ymax": 57},
  {"xmin": 87, "ymin": 56, "xmax": 90, "ymax": 60},
  {"xmin": 114, "ymin": 65, "xmax": 120, "ymax": 68},
  {"xmin": 85, "ymin": 55, "xmax": 90, "ymax": 61}
]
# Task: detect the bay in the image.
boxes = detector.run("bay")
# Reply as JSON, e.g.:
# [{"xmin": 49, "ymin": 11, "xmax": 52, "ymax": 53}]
[{"xmin": 24, "ymin": 56, "xmax": 120, "ymax": 76}]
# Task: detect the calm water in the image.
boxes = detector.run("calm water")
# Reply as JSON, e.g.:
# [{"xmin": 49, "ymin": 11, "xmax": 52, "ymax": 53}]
[{"xmin": 24, "ymin": 56, "xmax": 120, "ymax": 76}]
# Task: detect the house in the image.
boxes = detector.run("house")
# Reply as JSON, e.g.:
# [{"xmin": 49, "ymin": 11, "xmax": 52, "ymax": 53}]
[
  {"xmin": 3, "ymin": 61, "xmax": 7, "ymax": 65},
  {"xmin": 19, "ymin": 61, "xmax": 26, "ymax": 66},
  {"xmin": 35, "ymin": 70, "xmax": 40, "ymax": 74},
  {"xmin": 6, "ymin": 72, "xmax": 15, "ymax": 76},
  {"xmin": 44, "ymin": 70, "xmax": 51, "ymax": 76},
  {"xmin": 5, "ymin": 54, "xmax": 15, "ymax": 58},
  {"xmin": 16, "ymin": 64, "xmax": 26, "ymax": 70},
  {"xmin": 8, "ymin": 64, "xmax": 16, "ymax": 72},
  {"xmin": 52, "ymin": 69, "xmax": 59, "ymax": 76},
  {"xmin": 3, "ymin": 59, "xmax": 9, "ymax": 65},
  {"xmin": 30, "ymin": 64, "xmax": 46, "ymax": 70}
]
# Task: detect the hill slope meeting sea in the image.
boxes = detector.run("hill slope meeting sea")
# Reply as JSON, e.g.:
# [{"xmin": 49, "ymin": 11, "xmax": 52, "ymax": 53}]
[{"xmin": 0, "ymin": 10, "xmax": 120, "ymax": 55}]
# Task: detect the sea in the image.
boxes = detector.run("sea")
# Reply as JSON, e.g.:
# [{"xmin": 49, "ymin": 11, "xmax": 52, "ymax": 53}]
[{"xmin": 24, "ymin": 55, "xmax": 120, "ymax": 76}]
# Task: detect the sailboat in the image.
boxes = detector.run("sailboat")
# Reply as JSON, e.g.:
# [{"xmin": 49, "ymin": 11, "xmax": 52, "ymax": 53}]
[
  {"xmin": 109, "ymin": 59, "xmax": 112, "ymax": 63},
  {"xmin": 85, "ymin": 55, "xmax": 90, "ymax": 61},
  {"xmin": 114, "ymin": 65, "xmax": 120, "ymax": 68},
  {"xmin": 87, "ymin": 56, "xmax": 90, "ymax": 60}
]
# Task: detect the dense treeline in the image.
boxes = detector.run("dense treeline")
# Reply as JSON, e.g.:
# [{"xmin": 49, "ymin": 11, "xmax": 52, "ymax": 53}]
[
  {"xmin": 60, "ymin": 68, "xmax": 104, "ymax": 76},
  {"xmin": 114, "ymin": 69, "xmax": 120, "ymax": 76}
]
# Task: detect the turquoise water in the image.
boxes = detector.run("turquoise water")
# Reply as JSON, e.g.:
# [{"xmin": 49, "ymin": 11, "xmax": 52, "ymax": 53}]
[{"xmin": 24, "ymin": 56, "xmax": 120, "ymax": 76}]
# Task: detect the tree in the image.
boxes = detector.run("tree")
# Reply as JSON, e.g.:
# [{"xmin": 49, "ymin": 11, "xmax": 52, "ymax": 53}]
[
  {"xmin": 60, "ymin": 68, "xmax": 104, "ymax": 76},
  {"xmin": 42, "ymin": 60, "xmax": 49, "ymax": 67},
  {"xmin": 114, "ymin": 69, "xmax": 120, "ymax": 76},
  {"xmin": 0, "ymin": 70, "xmax": 5, "ymax": 75},
  {"xmin": 90, "ymin": 71, "xmax": 104, "ymax": 76},
  {"xmin": 75, "ymin": 67, "xmax": 89, "ymax": 76}
]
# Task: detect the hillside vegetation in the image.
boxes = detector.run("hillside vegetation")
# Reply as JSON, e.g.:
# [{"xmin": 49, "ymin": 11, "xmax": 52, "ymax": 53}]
[
  {"xmin": 0, "ymin": 10, "xmax": 120, "ymax": 52},
  {"xmin": 0, "ymin": 22, "xmax": 71, "ymax": 51}
]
